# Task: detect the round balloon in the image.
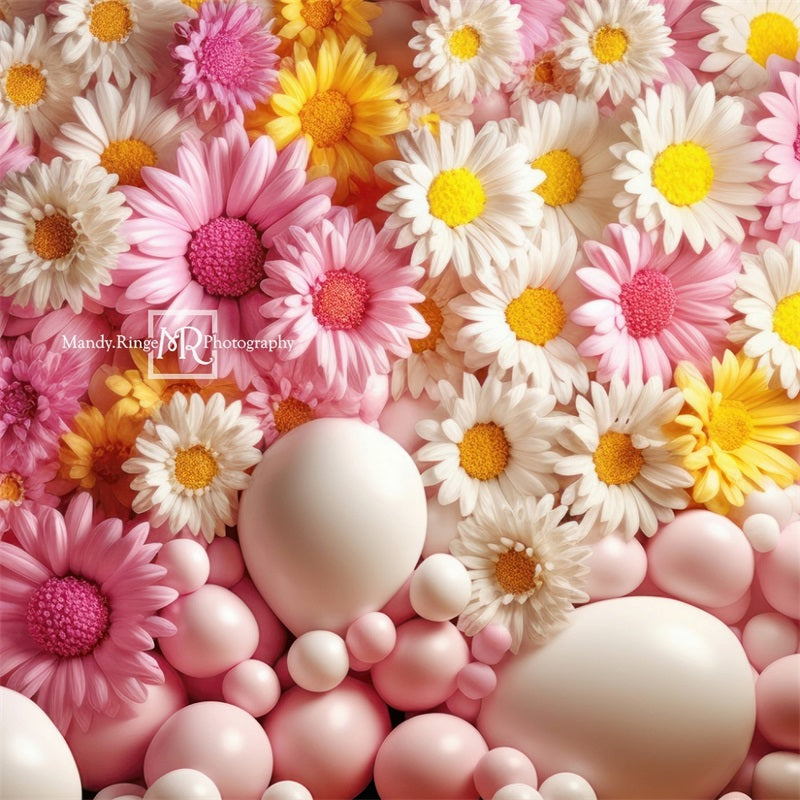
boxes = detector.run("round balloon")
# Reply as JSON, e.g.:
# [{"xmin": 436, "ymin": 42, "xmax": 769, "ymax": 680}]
[{"xmin": 238, "ymin": 418, "xmax": 427, "ymax": 635}]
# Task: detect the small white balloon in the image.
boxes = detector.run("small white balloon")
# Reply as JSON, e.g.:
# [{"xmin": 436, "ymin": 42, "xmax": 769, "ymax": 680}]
[
  {"xmin": 410, "ymin": 553, "xmax": 472, "ymax": 622},
  {"xmin": 287, "ymin": 630, "xmax": 350, "ymax": 692},
  {"xmin": 752, "ymin": 751, "xmax": 800, "ymax": 800},
  {"xmin": 743, "ymin": 514, "xmax": 781, "ymax": 553},
  {"xmin": 539, "ymin": 772, "xmax": 598, "ymax": 800},
  {"xmin": 94, "ymin": 785, "xmax": 146, "ymax": 800},
  {"xmin": 731, "ymin": 481, "xmax": 795, "ymax": 530},
  {"xmin": 261, "ymin": 780, "xmax": 314, "ymax": 800},
  {"xmin": 144, "ymin": 768, "xmax": 222, "ymax": 800},
  {"xmin": 492, "ymin": 784, "xmax": 543, "ymax": 800}
]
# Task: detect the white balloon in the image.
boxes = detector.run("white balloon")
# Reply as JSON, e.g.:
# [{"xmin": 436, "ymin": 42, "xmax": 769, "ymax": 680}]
[
  {"xmin": 0, "ymin": 687, "xmax": 82, "ymax": 800},
  {"xmin": 492, "ymin": 785, "xmax": 543, "ymax": 800},
  {"xmin": 238, "ymin": 419, "xmax": 427, "ymax": 636},
  {"xmin": 287, "ymin": 630, "xmax": 350, "ymax": 692},
  {"xmin": 423, "ymin": 495, "xmax": 462, "ymax": 558},
  {"xmin": 539, "ymin": 772, "xmax": 598, "ymax": 800},
  {"xmin": 94, "ymin": 785, "xmax": 146, "ymax": 800},
  {"xmin": 730, "ymin": 481, "xmax": 794, "ymax": 530},
  {"xmin": 261, "ymin": 781, "xmax": 314, "ymax": 800},
  {"xmin": 410, "ymin": 554, "xmax": 472, "ymax": 622},
  {"xmin": 144, "ymin": 769, "xmax": 221, "ymax": 800},
  {"xmin": 478, "ymin": 597, "xmax": 756, "ymax": 800},
  {"xmin": 752, "ymin": 751, "xmax": 800, "ymax": 800},
  {"xmin": 742, "ymin": 514, "xmax": 781, "ymax": 553}
]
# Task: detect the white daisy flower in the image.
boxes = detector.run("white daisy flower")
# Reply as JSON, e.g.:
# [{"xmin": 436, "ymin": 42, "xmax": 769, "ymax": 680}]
[
  {"xmin": 123, "ymin": 392, "xmax": 262, "ymax": 543},
  {"xmin": 415, "ymin": 372, "xmax": 567, "ymax": 517},
  {"xmin": 0, "ymin": 157, "xmax": 130, "ymax": 313},
  {"xmin": 559, "ymin": 0, "xmax": 674, "ymax": 104},
  {"xmin": 612, "ymin": 81, "xmax": 765, "ymax": 254},
  {"xmin": 729, "ymin": 240, "xmax": 800, "ymax": 398},
  {"xmin": 377, "ymin": 119, "xmax": 543, "ymax": 280},
  {"xmin": 450, "ymin": 493, "xmax": 591, "ymax": 653},
  {"xmin": 503, "ymin": 93, "xmax": 618, "ymax": 241},
  {"xmin": 390, "ymin": 268, "xmax": 466, "ymax": 402},
  {"xmin": 401, "ymin": 77, "xmax": 474, "ymax": 137},
  {"xmin": 555, "ymin": 376, "xmax": 693, "ymax": 539},
  {"xmin": 52, "ymin": 77, "xmax": 193, "ymax": 188},
  {"xmin": 0, "ymin": 16, "xmax": 75, "ymax": 145},
  {"xmin": 451, "ymin": 230, "xmax": 589, "ymax": 406},
  {"xmin": 700, "ymin": 0, "xmax": 800, "ymax": 91},
  {"xmin": 50, "ymin": 0, "xmax": 187, "ymax": 90},
  {"xmin": 410, "ymin": 0, "xmax": 522, "ymax": 103}
]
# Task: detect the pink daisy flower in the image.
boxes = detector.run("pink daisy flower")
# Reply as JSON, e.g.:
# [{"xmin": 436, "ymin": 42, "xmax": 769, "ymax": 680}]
[
  {"xmin": 0, "ymin": 121, "xmax": 34, "ymax": 182},
  {"xmin": 660, "ymin": 0, "xmax": 715, "ymax": 88},
  {"xmin": 0, "ymin": 336, "xmax": 85, "ymax": 472},
  {"xmin": 172, "ymin": 0, "xmax": 280, "ymax": 123},
  {"xmin": 512, "ymin": 0, "xmax": 566, "ymax": 59},
  {"xmin": 0, "ymin": 493, "xmax": 177, "ymax": 732},
  {"xmin": 114, "ymin": 122, "xmax": 335, "ymax": 388},
  {"xmin": 259, "ymin": 208, "xmax": 428, "ymax": 398},
  {"xmin": 571, "ymin": 223, "xmax": 740, "ymax": 385},
  {"xmin": 0, "ymin": 458, "xmax": 59, "ymax": 539}
]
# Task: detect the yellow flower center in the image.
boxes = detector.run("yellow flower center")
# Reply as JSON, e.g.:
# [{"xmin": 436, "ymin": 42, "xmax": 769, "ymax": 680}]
[
  {"xmin": 301, "ymin": 0, "xmax": 335, "ymax": 30},
  {"xmin": 174, "ymin": 444, "xmax": 219, "ymax": 490},
  {"xmin": 410, "ymin": 297, "xmax": 444, "ymax": 354},
  {"xmin": 181, "ymin": 0, "xmax": 203, "ymax": 8},
  {"xmin": 495, "ymin": 548, "xmax": 543, "ymax": 596},
  {"xmin": 91, "ymin": 442, "xmax": 131, "ymax": 484},
  {"xmin": 32, "ymin": 214, "xmax": 77, "ymax": 261},
  {"xmin": 448, "ymin": 25, "xmax": 481, "ymax": 60},
  {"xmin": 591, "ymin": 25, "xmax": 628, "ymax": 64},
  {"xmin": 532, "ymin": 149, "xmax": 583, "ymax": 207},
  {"xmin": 458, "ymin": 422, "xmax": 510, "ymax": 481},
  {"xmin": 708, "ymin": 400, "xmax": 753, "ymax": 452},
  {"xmin": 5, "ymin": 64, "xmax": 46, "ymax": 108},
  {"xmin": 99, "ymin": 139, "xmax": 158, "ymax": 188},
  {"xmin": 428, "ymin": 168, "xmax": 486, "ymax": 227},
  {"xmin": 299, "ymin": 89, "xmax": 354, "ymax": 149},
  {"xmin": 418, "ymin": 112, "xmax": 441, "ymax": 137},
  {"xmin": 89, "ymin": 0, "xmax": 133, "ymax": 43},
  {"xmin": 0, "ymin": 473, "xmax": 24, "ymax": 503},
  {"xmin": 593, "ymin": 431, "xmax": 644, "ymax": 485},
  {"xmin": 273, "ymin": 397, "xmax": 316, "ymax": 434},
  {"xmin": 651, "ymin": 141, "xmax": 714, "ymax": 206},
  {"xmin": 160, "ymin": 383, "xmax": 197, "ymax": 405},
  {"xmin": 746, "ymin": 12, "xmax": 799, "ymax": 68},
  {"xmin": 505, "ymin": 287, "xmax": 567, "ymax": 346},
  {"xmin": 773, "ymin": 291, "xmax": 800, "ymax": 348},
  {"xmin": 534, "ymin": 58, "xmax": 555, "ymax": 85}
]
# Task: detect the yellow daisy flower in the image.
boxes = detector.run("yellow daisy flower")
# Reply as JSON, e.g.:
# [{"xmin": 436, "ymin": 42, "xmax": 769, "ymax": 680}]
[
  {"xmin": 669, "ymin": 350, "xmax": 800, "ymax": 514},
  {"xmin": 246, "ymin": 33, "xmax": 407, "ymax": 203},
  {"xmin": 275, "ymin": 0, "xmax": 380, "ymax": 51}
]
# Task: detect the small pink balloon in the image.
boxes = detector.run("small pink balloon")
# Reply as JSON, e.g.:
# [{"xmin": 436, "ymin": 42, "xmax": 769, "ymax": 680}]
[
  {"xmin": 206, "ymin": 537, "xmax": 245, "ymax": 587},
  {"xmin": 471, "ymin": 90, "xmax": 511, "ymax": 126},
  {"xmin": 538, "ymin": 772, "xmax": 597, "ymax": 800},
  {"xmin": 93, "ymin": 784, "xmax": 146, "ymax": 800},
  {"xmin": 648, "ymin": 510, "xmax": 754, "ymax": 608},
  {"xmin": 222, "ymin": 660, "xmax": 281, "ymax": 717},
  {"xmin": 473, "ymin": 747, "xmax": 538, "ymax": 799},
  {"xmin": 378, "ymin": 391, "xmax": 439, "ymax": 455},
  {"xmin": 380, "ymin": 575, "xmax": 416, "ymax": 627},
  {"xmin": 700, "ymin": 589, "xmax": 752, "ymax": 626},
  {"xmin": 346, "ymin": 612, "xmax": 397, "ymax": 664},
  {"xmin": 371, "ymin": 619, "xmax": 469, "ymax": 710},
  {"xmin": 444, "ymin": 690, "xmax": 481, "ymax": 722},
  {"xmin": 456, "ymin": 662, "xmax": 497, "ymax": 700},
  {"xmin": 471, "ymin": 625, "xmax": 512, "ymax": 665},
  {"xmin": 374, "ymin": 713, "xmax": 488, "ymax": 800},
  {"xmin": 752, "ymin": 751, "xmax": 800, "ymax": 800},
  {"xmin": 155, "ymin": 540, "xmax": 210, "ymax": 595},
  {"xmin": 743, "ymin": 613, "xmax": 799, "ymax": 672},
  {"xmin": 231, "ymin": 577, "xmax": 289, "ymax": 665},
  {"xmin": 263, "ymin": 678, "xmax": 390, "ymax": 799},
  {"xmin": 584, "ymin": 533, "xmax": 647, "ymax": 600},
  {"xmin": 144, "ymin": 701, "xmax": 272, "ymax": 799},
  {"xmin": 159, "ymin": 584, "xmax": 259, "ymax": 678},
  {"xmin": 755, "ymin": 654, "xmax": 800, "ymax": 750},
  {"xmin": 756, "ymin": 522, "xmax": 800, "ymax": 620}
]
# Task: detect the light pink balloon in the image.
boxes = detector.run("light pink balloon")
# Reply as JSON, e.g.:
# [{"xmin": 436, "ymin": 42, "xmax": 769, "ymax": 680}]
[
  {"xmin": 378, "ymin": 391, "xmax": 439, "ymax": 455},
  {"xmin": 473, "ymin": 747, "xmax": 538, "ymax": 799},
  {"xmin": 648, "ymin": 510, "xmax": 754, "ymax": 608},
  {"xmin": 346, "ymin": 613, "xmax": 397, "ymax": 664},
  {"xmin": 222, "ymin": 660, "xmax": 281, "ymax": 717},
  {"xmin": 700, "ymin": 589, "xmax": 752, "ymax": 626},
  {"xmin": 380, "ymin": 575, "xmax": 416, "ymax": 627},
  {"xmin": 263, "ymin": 677, "xmax": 390, "ymax": 799},
  {"xmin": 471, "ymin": 90, "xmax": 511, "ymax": 126},
  {"xmin": 66, "ymin": 657, "xmax": 188, "ymax": 790},
  {"xmin": 144, "ymin": 701, "xmax": 272, "ymax": 799},
  {"xmin": 374, "ymin": 713, "xmax": 488, "ymax": 800},
  {"xmin": 155, "ymin": 540, "xmax": 210, "ymax": 595},
  {"xmin": 371, "ymin": 619, "xmax": 469, "ymax": 710},
  {"xmin": 755, "ymin": 654, "xmax": 800, "ymax": 750},
  {"xmin": 231, "ymin": 577, "xmax": 289, "ymax": 665},
  {"xmin": 159, "ymin": 584, "xmax": 259, "ymax": 678},
  {"xmin": 752, "ymin": 751, "xmax": 800, "ymax": 800},
  {"xmin": 471, "ymin": 625, "xmax": 512, "ymax": 665},
  {"xmin": 584, "ymin": 533, "xmax": 647, "ymax": 600},
  {"xmin": 756, "ymin": 522, "xmax": 800, "ymax": 620},
  {"xmin": 457, "ymin": 662, "xmax": 497, "ymax": 700},
  {"xmin": 206, "ymin": 537, "xmax": 245, "ymax": 588},
  {"xmin": 717, "ymin": 793, "xmax": 751, "ymax": 800},
  {"xmin": 444, "ymin": 690, "xmax": 482, "ymax": 722},
  {"xmin": 743, "ymin": 613, "xmax": 799, "ymax": 672}
]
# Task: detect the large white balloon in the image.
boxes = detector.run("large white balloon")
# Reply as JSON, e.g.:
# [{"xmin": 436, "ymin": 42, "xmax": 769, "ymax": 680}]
[
  {"xmin": 0, "ymin": 687, "xmax": 82, "ymax": 800},
  {"xmin": 477, "ymin": 597, "xmax": 756, "ymax": 800},
  {"xmin": 238, "ymin": 418, "xmax": 427, "ymax": 636}
]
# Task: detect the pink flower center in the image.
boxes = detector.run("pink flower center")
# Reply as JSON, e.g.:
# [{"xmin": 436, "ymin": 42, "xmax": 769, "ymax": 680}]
[
  {"xmin": 26, "ymin": 576, "xmax": 110, "ymax": 658},
  {"xmin": 187, "ymin": 216, "xmax": 266, "ymax": 298},
  {"xmin": 1, "ymin": 381, "xmax": 38, "ymax": 425},
  {"xmin": 793, "ymin": 124, "xmax": 800, "ymax": 161},
  {"xmin": 200, "ymin": 32, "xmax": 248, "ymax": 87},
  {"xmin": 312, "ymin": 269, "xmax": 369, "ymax": 330},
  {"xmin": 619, "ymin": 269, "xmax": 677, "ymax": 338}
]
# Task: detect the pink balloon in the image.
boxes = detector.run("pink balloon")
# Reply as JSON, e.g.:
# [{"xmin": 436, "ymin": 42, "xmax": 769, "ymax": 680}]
[
  {"xmin": 159, "ymin": 584, "xmax": 259, "ymax": 678},
  {"xmin": 374, "ymin": 713, "xmax": 488, "ymax": 800},
  {"xmin": 648, "ymin": 510, "xmax": 754, "ymax": 608},
  {"xmin": 371, "ymin": 619, "xmax": 469, "ymax": 710},
  {"xmin": 206, "ymin": 537, "xmax": 245, "ymax": 588},
  {"xmin": 444, "ymin": 690, "xmax": 482, "ymax": 722},
  {"xmin": 471, "ymin": 625, "xmax": 512, "ymax": 666},
  {"xmin": 378, "ymin": 391, "xmax": 439, "ymax": 455},
  {"xmin": 742, "ymin": 613, "xmax": 799, "ymax": 672},
  {"xmin": 755, "ymin": 654, "xmax": 800, "ymax": 750},
  {"xmin": 473, "ymin": 747, "xmax": 539, "ymax": 799},
  {"xmin": 346, "ymin": 613, "xmax": 397, "ymax": 664},
  {"xmin": 456, "ymin": 662, "xmax": 497, "ymax": 700},
  {"xmin": 231, "ymin": 577, "xmax": 289, "ymax": 665},
  {"xmin": 584, "ymin": 533, "xmax": 647, "ymax": 600},
  {"xmin": 222, "ymin": 660, "xmax": 281, "ymax": 717},
  {"xmin": 700, "ymin": 589, "xmax": 752, "ymax": 626},
  {"xmin": 155, "ymin": 540, "xmax": 210, "ymax": 595},
  {"xmin": 144, "ymin": 702, "xmax": 272, "ymax": 799},
  {"xmin": 756, "ymin": 522, "xmax": 800, "ymax": 620},
  {"xmin": 471, "ymin": 90, "xmax": 511, "ymax": 126},
  {"xmin": 380, "ymin": 575, "xmax": 416, "ymax": 627},
  {"xmin": 66, "ymin": 657, "xmax": 187, "ymax": 790},
  {"xmin": 263, "ymin": 677, "xmax": 390, "ymax": 799}
]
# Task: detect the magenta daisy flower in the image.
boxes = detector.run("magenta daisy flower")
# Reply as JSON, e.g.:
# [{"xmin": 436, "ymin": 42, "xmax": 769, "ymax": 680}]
[
  {"xmin": 114, "ymin": 121, "xmax": 334, "ymax": 388},
  {"xmin": 0, "ymin": 336, "xmax": 85, "ymax": 472},
  {"xmin": 0, "ymin": 458, "xmax": 59, "ymax": 539},
  {"xmin": 571, "ymin": 223, "xmax": 740, "ymax": 385},
  {"xmin": 0, "ymin": 493, "xmax": 177, "ymax": 732},
  {"xmin": 0, "ymin": 122, "xmax": 34, "ymax": 182},
  {"xmin": 259, "ymin": 207, "xmax": 428, "ymax": 398},
  {"xmin": 172, "ymin": 0, "xmax": 280, "ymax": 123}
]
